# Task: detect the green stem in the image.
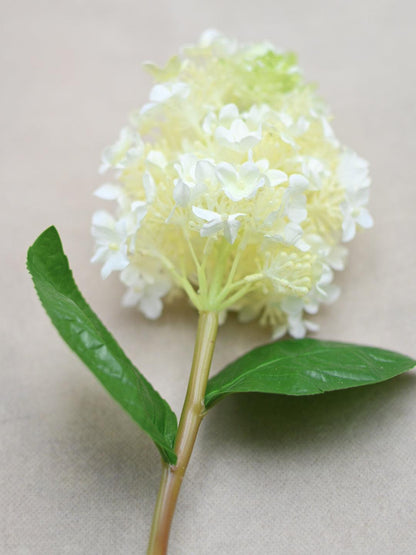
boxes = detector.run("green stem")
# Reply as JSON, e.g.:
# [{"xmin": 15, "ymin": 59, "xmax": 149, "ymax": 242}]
[
  {"xmin": 208, "ymin": 241, "xmax": 230, "ymax": 306},
  {"xmin": 147, "ymin": 311, "xmax": 219, "ymax": 555}
]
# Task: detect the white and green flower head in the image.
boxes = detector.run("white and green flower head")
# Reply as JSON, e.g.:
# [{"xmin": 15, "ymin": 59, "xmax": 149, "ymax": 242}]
[{"xmin": 92, "ymin": 29, "xmax": 373, "ymax": 338}]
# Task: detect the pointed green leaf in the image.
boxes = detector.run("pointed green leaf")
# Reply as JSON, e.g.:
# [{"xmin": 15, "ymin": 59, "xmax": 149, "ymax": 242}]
[
  {"xmin": 27, "ymin": 226, "xmax": 177, "ymax": 464},
  {"xmin": 205, "ymin": 338, "xmax": 415, "ymax": 409}
]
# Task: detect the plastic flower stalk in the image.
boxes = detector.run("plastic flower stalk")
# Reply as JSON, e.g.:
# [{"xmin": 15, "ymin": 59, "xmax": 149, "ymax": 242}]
[{"xmin": 91, "ymin": 30, "xmax": 373, "ymax": 553}]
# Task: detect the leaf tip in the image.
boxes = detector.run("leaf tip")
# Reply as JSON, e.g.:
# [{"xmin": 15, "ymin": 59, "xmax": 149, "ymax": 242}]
[
  {"xmin": 29, "ymin": 225, "xmax": 60, "ymax": 252},
  {"xmin": 27, "ymin": 225, "xmax": 63, "ymax": 273}
]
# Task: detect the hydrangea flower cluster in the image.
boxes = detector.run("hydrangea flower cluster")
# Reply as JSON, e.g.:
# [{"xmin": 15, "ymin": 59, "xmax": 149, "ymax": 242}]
[{"xmin": 92, "ymin": 30, "xmax": 373, "ymax": 338}]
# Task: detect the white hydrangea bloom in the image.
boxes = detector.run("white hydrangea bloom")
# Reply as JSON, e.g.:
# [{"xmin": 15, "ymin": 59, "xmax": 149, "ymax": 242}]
[
  {"xmin": 120, "ymin": 264, "xmax": 171, "ymax": 320},
  {"xmin": 91, "ymin": 30, "xmax": 373, "ymax": 336}
]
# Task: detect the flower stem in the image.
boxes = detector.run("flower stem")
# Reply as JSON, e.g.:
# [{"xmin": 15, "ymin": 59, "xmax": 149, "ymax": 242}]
[{"xmin": 147, "ymin": 311, "xmax": 219, "ymax": 555}]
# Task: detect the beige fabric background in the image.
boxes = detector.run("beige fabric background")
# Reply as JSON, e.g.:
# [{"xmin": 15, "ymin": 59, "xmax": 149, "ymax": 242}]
[{"xmin": 2, "ymin": 1, "xmax": 416, "ymax": 553}]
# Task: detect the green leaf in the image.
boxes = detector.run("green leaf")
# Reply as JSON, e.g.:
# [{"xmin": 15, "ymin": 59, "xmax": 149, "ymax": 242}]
[
  {"xmin": 27, "ymin": 226, "xmax": 177, "ymax": 464},
  {"xmin": 205, "ymin": 338, "xmax": 415, "ymax": 409}
]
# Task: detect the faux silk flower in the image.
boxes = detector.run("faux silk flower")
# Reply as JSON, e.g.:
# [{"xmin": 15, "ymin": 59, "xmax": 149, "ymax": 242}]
[{"xmin": 27, "ymin": 30, "xmax": 415, "ymax": 555}]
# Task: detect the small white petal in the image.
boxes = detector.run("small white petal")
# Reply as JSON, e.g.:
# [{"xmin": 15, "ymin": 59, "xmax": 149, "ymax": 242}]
[
  {"xmin": 199, "ymin": 29, "xmax": 222, "ymax": 47},
  {"xmin": 321, "ymin": 117, "xmax": 338, "ymax": 145},
  {"xmin": 280, "ymin": 113, "xmax": 293, "ymax": 127},
  {"xmin": 356, "ymin": 209, "xmax": 373, "ymax": 229},
  {"xmin": 338, "ymin": 151, "xmax": 370, "ymax": 191},
  {"xmin": 151, "ymin": 279, "xmax": 171, "ymax": 298},
  {"xmin": 147, "ymin": 150, "xmax": 167, "ymax": 169},
  {"xmin": 149, "ymin": 84, "xmax": 171, "ymax": 103},
  {"xmin": 219, "ymin": 103, "xmax": 239, "ymax": 123},
  {"xmin": 288, "ymin": 317, "xmax": 306, "ymax": 338},
  {"xmin": 120, "ymin": 265, "xmax": 143, "ymax": 288},
  {"xmin": 327, "ymin": 245, "xmax": 348, "ymax": 271},
  {"xmin": 293, "ymin": 116, "xmax": 310, "ymax": 136},
  {"xmin": 216, "ymin": 162, "xmax": 238, "ymax": 185},
  {"xmin": 195, "ymin": 160, "xmax": 215, "ymax": 183},
  {"xmin": 171, "ymin": 82, "xmax": 190, "ymax": 98},
  {"xmin": 322, "ymin": 284, "xmax": 341, "ymax": 304},
  {"xmin": 342, "ymin": 215, "xmax": 356, "ymax": 242},
  {"xmin": 101, "ymin": 252, "xmax": 129, "ymax": 279},
  {"xmin": 173, "ymin": 179, "xmax": 191, "ymax": 207},
  {"xmin": 294, "ymin": 239, "xmax": 310, "ymax": 252},
  {"xmin": 94, "ymin": 184, "xmax": 122, "ymax": 200},
  {"xmin": 230, "ymin": 119, "xmax": 250, "ymax": 141},
  {"xmin": 202, "ymin": 112, "xmax": 217, "ymax": 135},
  {"xmin": 200, "ymin": 219, "xmax": 225, "ymax": 237},
  {"xmin": 90, "ymin": 246, "xmax": 108, "ymax": 264},
  {"xmin": 122, "ymin": 288, "xmax": 142, "ymax": 307},
  {"xmin": 192, "ymin": 206, "xmax": 221, "ymax": 222},
  {"xmin": 140, "ymin": 295, "xmax": 163, "ymax": 319},
  {"xmin": 281, "ymin": 134, "xmax": 296, "ymax": 147},
  {"xmin": 267, "ymin": 170, "xmax": 288, "ymax": 187},
  {"xmin": 238, "ymin": 305, "xmax": 260, "ymax": 323},
  {"xmin": 214, "ymin": 126, "xmax": 233, "ymax": 145},
  {"xmin": 281, "ymin": 296, "xmax": 303, "ymax": 315},
  {"xmin": 271, "ymin": 324, "xmax": 288, "ymax": 340},
  {"xmin": 284, "ymin": 222, "xmax": 303, "ymax": 245},
  {"xmin": 143, "ymin": 173, "xmax": 156, "ymax": 202},
  {"xmin": 286, "ymin": 200, "xmax": 307, "ymax": 224},
  {"xmin": 131, "ymin": 201, "xmax": 148, "ymax": 226},
  {"xmin": 224, "ymin": 215, "xmax": 242, "ymax": 244},
  {"xmin": 92, "ymin": 210, "xmax": 115, "ymax": 228},
  {"xmin": 304, "ymin": 320, "xmax": 319, "ymax": 333},
  {"xmin": 304, "ymin": 301, "xmax": 319, "ymax": 315},
  {"xmin": 289, "ymin": 174, "xmax": 309, "ymax": 192}
]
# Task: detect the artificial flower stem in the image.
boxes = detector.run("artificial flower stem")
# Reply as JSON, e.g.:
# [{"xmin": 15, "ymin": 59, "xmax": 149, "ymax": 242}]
[
  {"xmin": 147, "ymin": 311, "xmax": 219, "ymax": 555},
  {"xmin": 208, "ymin": 241, "xmax": 230, "ymax": 306}
]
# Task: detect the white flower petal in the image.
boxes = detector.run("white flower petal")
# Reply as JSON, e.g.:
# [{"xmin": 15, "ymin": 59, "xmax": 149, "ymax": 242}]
[
  {"xmin": 342, "ymin": 215, "xmax": 356, "ymax": 242},
  {"xmin": 147, "ymin": 150, "xmax": 167, "ymax": 169},
  {"xmin": 232, "ymin": 119, "xmax": 251, "ymax": 141},
  {"xmin": 338, "ymin": 151, "xmax": 370, "ymax": 191},
  {"xmin": 202, "ymin": 112, "xmax": 217, "ymax": 135},
  {"xmin": 149, "ymin": 84, "xmax": 172, "ymax": 103},
  {"xmin": 356, "ymin": 208, "xmax": 374, "ymax": 229},
  {"xmin": 90, "ymin": 246, "xmax": 108, "ymax": 264},
  {"xmin": 120, "ymin": 265, "xmax": 143, "ymax": 288},
  {"xmin": 200, "ymin": 219, "xmax": 224, "ymax": 237},
  {"xmin": 214, "ymin": 126, "xmax": 233, "ymax": 145},
  {"xmin": 304, "ymin": 320, "xmax": 319, "ymax": 333},
  {"xmin": 216, "ymin": 162, "xmax": 238, "ymax": 186},
  {"xmin": 286, "ymin": 200, "xmax": 307, "ymax": 224},
  {"xmin": 288, "ymin": 316, "xmax": 307, "ymax": 338},
  {"xmin": 94, "ymin": 184, "xmax": 122, "ymax": 200},
  {"xmin": 219, "ymin": 103, "xmax": 239, "ymax": 123},
  {"xmin": 192, "ymin": 206, "xmax": 220, "ymax": 222},
  {"xmin": 122, "ymin": 288, "xmax": 142, "ymax": 307},
  {"xmin": 281, "ymin": 296, "xmax": 303, "ymax": 315},
  {"xmin": 283, "ymin": 222, "xmax": 303, "ymax": 245},
  {"xmin": 173, "ymin": 179, "xmax": 191, "ymax": 207},
  {"xmin": 238, "ymin": 305, "xmax": 260, "ymax": 323},
  {"xmin": 101, "ymin": 251, "xmax": 129, "ymax": 279},
  {"xmin": 131, "ymin": 201, "xmax": 148, "ymax": 226},
  {"xmin": 143, "ymin": 172, "xmax": 156, "ymax": 202},
  {"xmin": 272, "ymin": 324, "xmax": 288, "ymax": 340},
  {"xmin": 140, "ymin": 295, "xmax": 163, "ymax": 319},
  {"xmin": 289, "ymin": 174, "xmax": 309, "ymax": 192},
  {"xmin": 224, "ymin": 215, "xmax": 242, "ymax": 244},
  {"xmin": 195, "ymin": 160, "xmax": 215, "ymax": 183},
  {"xmin": 267, "ymin": 169, "xmax": 288, "ymax": 187}
]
